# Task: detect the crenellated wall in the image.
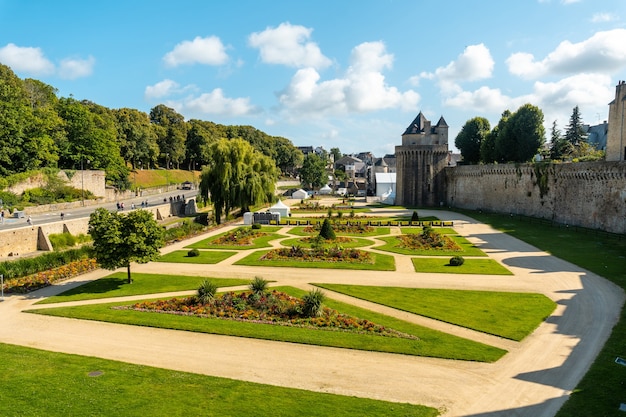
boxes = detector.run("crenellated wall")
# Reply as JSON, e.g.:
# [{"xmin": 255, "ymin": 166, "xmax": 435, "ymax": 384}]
[{"xmin": 445, "ymin": 161, "xmax": 626, "ymax": 234}]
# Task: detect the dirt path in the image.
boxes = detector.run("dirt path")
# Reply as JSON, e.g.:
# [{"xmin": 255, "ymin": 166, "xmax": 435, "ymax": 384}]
[{"xmin": 0, "ymin": 209, "xmax": 622, "ymax": 416}]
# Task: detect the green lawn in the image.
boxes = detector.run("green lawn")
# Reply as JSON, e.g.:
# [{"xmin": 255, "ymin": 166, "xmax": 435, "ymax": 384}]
[
  {"xmin": 0, "ymin": 343, "xmax": 438, "ymax": 417},
  {"xmin": 35, "ymin": 273, "xmax": 251, "ymax": 304},
  {"xmin": 234, "ymin": 249, "xmax": 396, "ymax": 271},
  {"xmin": 157, "ymin": 250, "xmax": 237, "ymax": 264},
  {"xmin": 374, "ymin": 234, "xmax": 487, "ymax": 256},
  {"xmin": 314, "ymin": 284, "xmax": 555, "ymax": 341},
  {"xmin": 279, "ymin": 236, "xmax": 375, "ymax": 249},
  {"xmin": 453, "ymin": 210, "xmax": 626, "ymax": 417},
  {"xmin": 412, "ymin": 257, "xmax": 512, "ymax": 275},
  {"xmin": 186, "ymin": 227, "xmax": 283, "ymax": 250},
  {"xmin": 28, "ymin": 286, "xmax": 505, "ymax": 362}
]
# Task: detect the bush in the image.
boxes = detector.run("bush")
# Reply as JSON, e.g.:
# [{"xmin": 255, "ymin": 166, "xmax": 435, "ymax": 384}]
[
  {"xmin": 318, "ymin": 218, "xmax": 336, "ymax": 240},
  {"xmin": 249, "ymin": 276, "xmax": 269, "ymax": 294},
  {"xmin": 187, "ymin": 248, "xmax": 200, "ymax": 257},
  {"xmin": 301, "ymin": 288, "xmax": 326, "ymax": 317},
  {"xmin": 449, "ymin": 255, "xmax": 465, "ymax": 266},
  {"xmin": 197, "ymin": 280, "xmax": 217, "ymax": 304},
  {"xmin": 0, "ymin": 246, "xmax": 92, "ymax": 280},
  {"xmin": 251, "ymin": 223, "xmax": 262, "ymax": 230},
  {"xmin": 411, "ymin": 211, "xmax": 419, "ymax": 222}
]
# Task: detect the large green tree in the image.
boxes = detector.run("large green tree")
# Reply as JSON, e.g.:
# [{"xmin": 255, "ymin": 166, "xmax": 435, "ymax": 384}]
[
  {"xmin": 496, "ymin": 104, "xmax": 545, "ymax": 162},
  {"xmin": 114, "ymin": 108, "xmax": 159, "ymax": 169},
  {"xmin": 299, "ymin": 153, "xmax": 327, "ymax": 189},
  {"xmin": 199, "ymin": 138, "xmax": 278, "ymax": 224},
  {"xmin": 149, "ymin": 104, "xmax": 187, "ymax": 169},
  {"xmin": 455, "ymin": 117, "xmax": 491, "ymax": 164},
  {"xmin": 564, "ymin": 105, "xmax": 588, "ymax": 148},
  {"xmin": 88, "ymin": 208, "xmax": 165, "ymax": 284}
]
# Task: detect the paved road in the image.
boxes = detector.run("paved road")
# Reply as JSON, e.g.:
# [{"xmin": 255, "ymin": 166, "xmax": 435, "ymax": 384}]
[{"xmin": 0, "ymin": 209, "xmax": 622, "ymax": 416}]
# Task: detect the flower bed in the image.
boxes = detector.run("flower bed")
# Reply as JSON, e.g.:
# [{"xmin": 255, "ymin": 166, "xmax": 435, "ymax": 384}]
[
  {"xmin": 2, "ymin": 258, "xmax": 98, "ymax": 293},
  {"xmin": 261, "ymin": 246, "xmax": 373, "ymax": 264},
  {"xmin": 303, "ymin": 223, "xmax": 374, "ymax": 234},
  {"xmin": 398, "ymin": 229, "xmax": 462, "ymax": 251},
  {"xmin": 211, "ymin": 228, "xmax": 264, "ymax": 246},
  {"xmin": 122, "ymin": 290, "xmax": 417, "ymax": 339}
]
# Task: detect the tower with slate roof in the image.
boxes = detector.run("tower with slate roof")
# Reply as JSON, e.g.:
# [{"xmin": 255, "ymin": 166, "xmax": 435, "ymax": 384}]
[{"xmin": 395, "ymin": 112, "xmax": 449, "ymax": 207}]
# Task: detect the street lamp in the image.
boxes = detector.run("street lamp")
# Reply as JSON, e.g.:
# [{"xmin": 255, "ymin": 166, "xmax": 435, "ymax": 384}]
[{"xmin": 81, "ymin": 157, "xmax": 90, "ymax": 207}]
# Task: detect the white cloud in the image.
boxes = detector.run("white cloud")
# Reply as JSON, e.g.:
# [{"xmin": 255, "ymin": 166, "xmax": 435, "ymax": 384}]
[
  {"xmin": 0, "ymin": 43, "xmax": 54, "ymax": 75},
  {"xmin": 278, "ymin": 41, "xmax": 419, "ymax": 118},
  {"xmin": 58, "ymin": 56, "xmax": 95, "ymax": 79},
  {"xmin": 248, "ymin": 22, "xmax": 331, "ymax": 69},
  {"xmin": 144, "ymin": 79, "xmax": 182, "ymax": 99},
  {"xmin": 444, "ymin": 86, "xmax": 520, "ymax": 114},
  {"xmin": 179, "ymin": 88, "xmax": 261, "ymax": 117},
  {"xmin": 591, "ymin": 12, "xmax": 618, "ymax": 23},
  {"xmin": 507, "ymin": 28, "xmax": 626, "ymax": 79},
  {"xmin": 163, "ymin": 36, "xmax": 229, "ymax": 67},
  {"xmin": 435, "ymin": 44, "xmax": 494, "ymax": 82}
]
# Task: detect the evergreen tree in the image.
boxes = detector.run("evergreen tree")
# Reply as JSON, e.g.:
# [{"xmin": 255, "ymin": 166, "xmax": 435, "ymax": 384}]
[
  {"xmin": 564, "ymin": 106, "xmax": 588, "ymax": 147},
  {"xmin": 319, "ymin": 218, "xmax": 336, "ymax": 240}
]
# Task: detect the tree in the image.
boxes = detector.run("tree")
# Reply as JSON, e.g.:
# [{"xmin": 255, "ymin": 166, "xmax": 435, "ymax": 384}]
[
  {"xmin": 564, "ymin": 106, "xmax": 588, "ymax": 148},
  {"xmin": 455, "ymin": 117, "xmax": 490, "ymax": 164},
  {"xmin": 549, "ymin": 120, "xmax": 571, "ymax": 160},
  {"xmin": 496, "ymin": 104, "xmax": 545, "ymax": 162},
  {"xmin": 299, "ymin": 153, "xmax": 327, "ymax": 189},
  {"xmin": 199, "ymin": 138, "xmax": 278, "ymax": 224},
  {"xmin": 88, "ymin": 208, "xmax": 165, "ymax": 284},
  {"xmin": 114, "ymin": 108, "xmax": 159, "ymax": 169},
  {"xmin": 319, "ymin": 218, "xmax": 336, "ymax": 240},
  {"xmin": 330, "ymin": 147, "xmax": 342, "ymax": 163},
  {"xmin": 149, "ymin": 104, "xmax": 187, "ymax": 168}
]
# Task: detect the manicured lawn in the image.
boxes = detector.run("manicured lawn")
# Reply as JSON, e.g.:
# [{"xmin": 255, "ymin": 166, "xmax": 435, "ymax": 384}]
[
  {"xmin": 28, "ymin": 286, "xmax": 506, "ymax": 362},
  {"xmin": 454, "ymin": 210, "xmax": 626, "ymax": 417},
  {"xmin": 234, "ymin": 249, "xmax": 396, "ymax": 271},
  {"xmin": 0, "ymin": 343, "xmax": 438, "ymax": 417},
  {"xmin": 186, "ymin": 227, "xmax": 283, "ymax": 250},
  {"xmin": 412, "ymin": 257, "xmax": 512, "ymax": 275},
  {"xmin": 374, "ymin": 234, "xmax": 487, "ymax": 256},
  {"xmin": 279, "ymin": 236, "xmax": 375, "ymax": 249},
  {"xmin": 156, "ymin": 250, "xmax": 237, "ymax": 264},
  {"xmin": 287, "ymin": 225, "xmax": 391, "ymax": 237},
  {"xmin": 314, "ymin": 284, "xmax": 556, "ymax": 341},
  {"xmin": 35, "ymin": 273, "xmax": 251, "ymax": 304}
]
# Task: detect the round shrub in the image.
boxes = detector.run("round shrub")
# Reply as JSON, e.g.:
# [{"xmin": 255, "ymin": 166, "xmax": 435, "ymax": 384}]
[
  {"xmin": 251, "ymin": 223, "xmax": 262, "ymax": 230},
  {"xmin": 187, "ymin": 248, "xmax": 200, "ymax": 257},
  {"xmin": 449, "ymin": 255, "xmax": 465, "ymax": 266},
  {"xmin": 319, "ymin": 218, "xmax": 336, "ymax": 240}
]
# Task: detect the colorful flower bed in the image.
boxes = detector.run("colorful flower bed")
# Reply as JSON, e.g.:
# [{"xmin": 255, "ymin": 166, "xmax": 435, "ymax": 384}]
[
  {"xmin": 398, "ymin": 231, "xmax": 461, "ymax": 251},
  {"xmin": 261, "ymin": 246, "xmax": 373, "ymax": 264},
  {"xmin": 303, "ymin": 223, "xmax": 374, "ymax": 234},
  {"xmin": 2, "ymin": 258, "xmax": 98, "ymax": 293},
  {"xmin": 122, "ymin": 290, "xmax": 417, "ymax": 339},
  {"xmin": 211, "ymin": 228, "xmax": 264, "ymax": 246}
]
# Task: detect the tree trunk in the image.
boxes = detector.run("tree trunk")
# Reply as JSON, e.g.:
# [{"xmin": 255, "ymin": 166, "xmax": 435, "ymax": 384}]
[{"xmin": 127, "ymin": 264, "xmax": 132, "ymax": 284}]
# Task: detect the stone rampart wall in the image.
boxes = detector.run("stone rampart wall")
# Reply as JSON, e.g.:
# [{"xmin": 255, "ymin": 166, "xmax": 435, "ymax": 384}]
[{"xmin": 445, "ymin": 161, "xmax": 626, "ymax": 234}]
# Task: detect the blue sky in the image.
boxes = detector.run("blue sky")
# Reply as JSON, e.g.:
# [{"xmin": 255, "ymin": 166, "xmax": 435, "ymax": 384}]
[{"xmin": 1, "ymin": 0, "xmax": 625, "ymax": 156}]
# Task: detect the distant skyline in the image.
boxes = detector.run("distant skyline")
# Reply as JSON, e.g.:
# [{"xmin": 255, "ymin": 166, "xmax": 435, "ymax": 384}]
[{"xmin": 1, "ymin": 0, "xmax": 625, "ymax": 156}]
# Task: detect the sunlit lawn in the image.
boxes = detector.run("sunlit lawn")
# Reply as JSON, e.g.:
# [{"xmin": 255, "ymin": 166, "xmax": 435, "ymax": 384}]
[
  {"xmin": 0, "ymin": 343, "xmax": 438, "ymax": 417},
  {"xmin": 28, "ymin": 286, "xmax": 505, "ymax": 362},
  {"xmin": 234, "ymin": 249, "xmax": 396, "ymax": 271},
  {"xmin": 412, "ymin": 257, "xmax": 512, "ymax": 275},
  {"xmin": 314, "ymin": 284, "xmax": 555, "ymax": 341},
  {"xmin": 156, "ymin": 250, "xmax": 237, "ymax": 264},
  {"xmin": 35, "ymin": 273, "xmax": 251, "ymax": 304}
]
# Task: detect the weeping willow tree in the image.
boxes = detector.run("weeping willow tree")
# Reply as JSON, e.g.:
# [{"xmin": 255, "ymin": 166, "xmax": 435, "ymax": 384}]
[{"xmin": 200, "ymin": 138, "xmax": 278, "ymax": 224}]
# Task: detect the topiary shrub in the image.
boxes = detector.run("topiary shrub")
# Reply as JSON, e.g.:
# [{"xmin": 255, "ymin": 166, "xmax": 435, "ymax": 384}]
[
  {"xmin": 411, "ymin": 211, "xmax": 419, "ymax": 222},
  {"xmin": 187, "ymin": 248, "xmax": 200, "ymax": 257},
  {"xmin": 449, "ymin": 255, "xmax": 465, "ymax": 266},
  {"xmin": 319, "ymin": 218, "xmax": 336, "ymax": 240},
  {"xmin": 251, "ymin": 223, "xmax": 262, "ymax": 230}
]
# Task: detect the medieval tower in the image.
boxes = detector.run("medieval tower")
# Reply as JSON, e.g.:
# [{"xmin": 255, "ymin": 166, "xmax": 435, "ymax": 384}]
[
  {"xmin": 606, "ymin": 80, "xmax": 626, "ymax": 161},
  {"xmin": 395, "ymin": 112, "xmax": 449, "ymax": 207}
]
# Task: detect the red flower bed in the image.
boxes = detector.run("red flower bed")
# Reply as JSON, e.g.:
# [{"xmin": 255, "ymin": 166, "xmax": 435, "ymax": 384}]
[
  {"xmin": 211, "ymin": 228, "xmax": 264, "ymax": 246},
  {"xmin": 123, "ymin": 290, "xmax": 417, "ymax": 339},
  {"xmin": 261, "ymin": 246, "xmax": 372, "ymax": 264},
  {"xmin": 398, "ymin": 231, "xmax": 461, "ymax": 251},
  {"xmin": 3, "ymin": 258, "xmax": 98, "ymax": 294}
]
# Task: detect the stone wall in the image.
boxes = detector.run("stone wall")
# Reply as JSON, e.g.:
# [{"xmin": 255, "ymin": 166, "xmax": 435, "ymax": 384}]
[{"xmin": 445, "ymin": 161, "xmax": 626, "ymax": 234}]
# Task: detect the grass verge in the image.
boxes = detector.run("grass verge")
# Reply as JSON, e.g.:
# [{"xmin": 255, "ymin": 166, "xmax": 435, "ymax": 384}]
[
  {"xmin": 27, "ymin": 286, "xmax": 505, "ymax": 362},
  {"xmin": 156, "ymin": 250, "xmax": 237, "ymax": 264},
  {"xmin": 314, "ymin": 284, "xmax": 555, "ymax": 341},
  {"xmin": 35, "ymin": 273, "xmax": 251, "ymax": 304},
  {"xmin": 412, "ymin": 257, "xmax": 512, "ymax": 275},
  {"xmin": 234, "ymin": 250, "xmax": 396, "ymax": 271},
  {"xmin": 0, "ymin": 342, "xmax": 438, "ymax": 417}
]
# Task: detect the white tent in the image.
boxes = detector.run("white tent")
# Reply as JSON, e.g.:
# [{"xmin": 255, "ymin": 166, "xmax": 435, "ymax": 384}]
[
  {"xmin": 269, "ymin": 200, "xmax": 290, "ymax": 218},
  {"xmin": 291, "ymin": 189, "xmax": 308, "ymax": 199},
  {"xmin": 319, "ymin": 184, "xmax": 332, "ymax": 195}
]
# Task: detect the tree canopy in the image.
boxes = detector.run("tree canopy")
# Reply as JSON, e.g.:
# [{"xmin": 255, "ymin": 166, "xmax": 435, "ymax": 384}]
[
  {"xmin": 88, "ymin": 208, "xmax": 165, "ymax": 284},
  {"xmin": 300, "ymin": 153, "xmax": 327, "ymax": 189},
  {"xmin": 199, "ymin": 138, "xmax": 278, "ymax": 224},
  {"xmin": 455, "ymin": 117, "xmax": 491, "ymax": 164}
]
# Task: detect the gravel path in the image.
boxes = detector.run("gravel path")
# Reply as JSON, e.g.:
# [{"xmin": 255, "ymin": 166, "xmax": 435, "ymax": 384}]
[{"xmin": 0, "ymin": 209, "xmax": 622, "ymax": 417}]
